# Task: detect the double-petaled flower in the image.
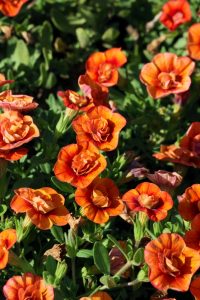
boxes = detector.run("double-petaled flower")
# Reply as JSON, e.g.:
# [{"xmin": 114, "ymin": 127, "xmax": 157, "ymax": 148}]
[
  {"xmin": 10, "ymin": 187, "xmax": 70, "ymax": 230},
  {"xmin": 122, "ymin": 182, "xmax": 173, "ymax": 221},
  {"xmin": 188, "ymin": 23, "xmax": 200, "ymax": 61},
  {"xmin": 0, "ymin": 110, "xmax": 39, "ymax": 161},
  {"xmin": 58, "ymin": 74, "xmax": 108, "ymax": 112},
  {"xmin": 154, "ymin": 122, "xmax": 200, "ymax": 168},
  {"xmin": 72, "ymin": 106, "xmax": 126, "ymax": 151},
  {"xmin": 3, "ymin": 273, "xmax": 54, "ymax": 300},
  {"xmin": 160, "ymin": 0, "xmax": 191, "ymax": 31},
  {"xmin": 0, "ymin": 90, "xmax": 38, "ymax": 112},
  {"xmin": 54, "ymin": 142, "xmax": 107, "ymax": 189},
  {"xmin": 0, "ymin": 229, "xmax": 17, "ymax": 269},
  {"xmin": 140, "ymin": 53, "xmax": 195, "ymax": 99},
  {"xmin": 85, "ymin": 48, "xmax": 127, "ymax": 87},
  {"xmin": 0, "ymin": 0, "xmax": 28, "ymax": 17},
  {"xmin": 145, "ymin": 233, "xmax": 200, "ymax": 292},
  {"xmin": 75, "ymin": 177, "xmax": 124, "ymax": 224}
]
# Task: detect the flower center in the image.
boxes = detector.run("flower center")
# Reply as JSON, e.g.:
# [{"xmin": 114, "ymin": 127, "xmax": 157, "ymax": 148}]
[
  {"xmin": 68, "ymin": 91, "xmax": 89, "ymax": 108},
  {"xmin": 98, "ymin": 63, "xmax": 113, "ymax": 83},
  {"xmin": 137, "ymin": 194, "xmax": 159, "ymax": 209},
  {"xmin": 158, "ymin": 72, "xmax": 181, "ymax": 90},
  {"xmin": 1, "ymin": 119, "xmax": 29, "ymax": 144},
  {"xmin": 192, "ymin": 134, "xmax": 200, "ymax": 155},
  {"xmin": 32, "ymin": 191, "xmax": 54, "ymax": 214},
  {"xmin": 164, "ymin": 255, "xmax": 183, "ymax": 277},
  {"xmin": 172, "ymin": 11, "xmax": 184, "ymax": 25},
  {"xmin": 83, "ymin": 117, "xmax": 112, "ymax": 143},
  {"xmin": 92, "ymin": 188, "xmax": 111, "ymax": 208},
  {"xmin": 71, "ymin": 150, "xmax": 99, "ymax": 176}
]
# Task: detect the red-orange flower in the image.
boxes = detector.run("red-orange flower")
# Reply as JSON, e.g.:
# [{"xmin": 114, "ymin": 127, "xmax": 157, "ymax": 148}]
[
  {"xmin": 0, "ymin": 0, "xmax": 28, "ymax": 17},
  {"xmin": 54, "ymin": 142, "xmax": 107, "ymax": 189},
  {"xmin": 160, "ymin": 0, "xmax": 191, "ymax": 31},
  {"xmin": 184, "ymin": 214, "xmax": 200, "ymax": 251},
  {"xmin": 153, "ymin": 145, "xmax": 200, "ymax": 168},
  {"xmin": 80, "ymin": 291, "xmax": 112, "ymax": 300},
  {"xmin": 75, "ymin": 177, "xmax": 124, "ymax": 224},
  {"xmin": 85, "ymin": 48, "xmax": 127, "ymax": 87},
  {"xmin": 0, "ymin": 229, "xmax": 16, "ymax": 269},
  {"xmin": 0, "ymin": 90, "xmax": 38, "ymax": 112},
  {"xmin": 10, "ymin": 187, "xmax": 70, "ymax": 230},
  {"xmin": 145, "ymin": 233, "xmax": 200, "ymax": 292},
  {"xmin": 178, "ymin": 184, "xmax": 200, "ymax": 221},
  {"xmin": 140, "ymin": 53, "xmax": 195, "ymax": 99},
  {"xmin": 3, "ymin": 273, "xmax": 54, "ymax": 300},
  {"xmin": 190, "ymin": 276, "xmax": 200, "ymax": 300},
  {"xmin": 122, "ymin": 182, "xmax": 173, "ymax": 221},
  {"xmin": 72, "ymin": 106, "xmax": 126, "ymax": 151},
  {"xmin": 188, "ymin": 23, "xmax": 200, "ymax": 60},
  {"xmin": 0, "ymin": 110, "xmax": 39, "ymax": 151},
  {"xmin": 58, "ymin": 74, "xmax": 108, "ymax": 111}
]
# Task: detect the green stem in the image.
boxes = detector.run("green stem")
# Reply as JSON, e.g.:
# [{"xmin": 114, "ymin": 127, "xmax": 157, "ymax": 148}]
[
  {"xmin": 114, "ymin": 260, "xmax": 132, "ymax": 278},
  {"xmin": 72, "ymin": 257, "xmax": 76, "ymax": 286}
]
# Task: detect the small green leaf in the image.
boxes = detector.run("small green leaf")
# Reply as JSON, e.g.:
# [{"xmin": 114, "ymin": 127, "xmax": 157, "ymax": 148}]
[
  {"xmin": 51, "ymin": 176, "xmax": 74, "ymax": 193},
  {"xmin": 93, "ymin": 242, "xmax": 110, "ymax": 274},
  {"xmin": 132, "ymin": 248, "xmax": 144, "ymax": 266},
  {"xmin": 76, "ymin": 28, "xmax": 89, "ymax": 48},
  {"xmin": 0, "ymin": 204, "xmax": 7, "ymax": 216},
  {"xmin": 76, "ymin": 249, "xmax": 93, "ymax": 258},
  {"xmin": 12, "ymin": 39, "xmax": 30, "ymax": 69},
  {"xmin": 50, "ymin": 226, "xmax": 65, "ymax": 243}
]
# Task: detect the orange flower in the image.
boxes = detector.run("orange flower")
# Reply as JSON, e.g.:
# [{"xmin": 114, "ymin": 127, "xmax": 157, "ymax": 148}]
[
  {"xmin": 160, "ymin": 0, "xmax": 191, "ymax": 31},
  {"xmin": 0, "ymin": 90, "xmax": 38, "ymax": 112},
  {"xmin": 0, "ymin": 229, "xmax": 16, "ymax": 269},
  {"xmin": 144, "ymin": 233, "xmax": 200, "ymax": 292},
  {"xmin": 190, "ymin": 276, "xmax": 200, "ymax": 300},
  {"xmin": 0, "ymin": 148, "xmax": 28, "ymax": 161},
  {"xmin": 0, "ymin": 0, "xmax": 28, "ymax": 17},
  {"xmin": 140, "ymin": 53, "xmax": 195, "ymax": 99},
  {"xmin": 153, "ymin": 145, "xmax": 200, "ymax": 168},
  {"xmin": 10, "ymin": 187, "xmax": 70, "ymax": 230},
  {"xmin": 122, "ymin": 182, "xmax": 173, "ymax": 221},
  {"xmin": 3, "ymin": 273, "xmax": 54, "ymax": 300},
  {"xmin": 180, "ymin": 122, "xmax": 200, "ymax": 153},
  {"xmin": 0, "ymin": 111, "xmax": 39, "ymax": 151},
  {"xmin": 184, "ymin": 214, "xmax": 200, "ymax": 251},
  {"xmin": 188, "ymin": 23, "xmax": 200, "ymax": 60},
  {"xmin": 75, "ymin": 177, "xmax": 124, "ymax": 224},
  {"xmin": 0, "ymin": 74, "xmax": 13, "ymax": 87},
  {"xmin": 80, "ymin": 291, "xmax": 112, "ymax": 300},
  {"xmin": 72, "ymin": 106, "xmax": 126, "ymax": 151},
  {"xmin": 178, "ymin": 184, "xmax": 200, "ymax": 221},
  {"xmin": 85, "ymin": 48, "xmax": 127, "ymax": 87},
  {"xmin": 58, "ymin": 74, "xmax": 108, "ymax": 111},
  {"xmin": 54, "ymin": 142, "xmax": 107, "ymax": 189}
]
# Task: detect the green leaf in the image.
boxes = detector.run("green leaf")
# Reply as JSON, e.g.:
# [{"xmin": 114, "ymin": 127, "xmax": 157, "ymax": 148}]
[
  {"xmin": 102, "ymin": 27, "xmax": 120, "ymax": 42},
  {"xmin": 100, "ymin": 275, "xmax": 117, "ymax": 288},
  {"xmin": 12, "ymin": 39, "xmax": 30, "ymax": 69},
  {"xmin": 132, "ymin": 248, "xmax": 144, "ymax": 266},
  {"xmin": 50, "ymin": 226, "xmax": 65, "ymax": 243},
  {"xmin": 51, "ymin": 176, "xmax": 74, "ymax": 193},
  {"xmin": 93, "ymin": 242, "xmax": 110, "ymax": 274},
  {"xmin": 76, "ymin": 28, "xmax": 89, "ymax": 48},
  {"xmin": 76, "ymin": 249, "xmax": 93, "ymax": 258},
  {"xmin": 51, "ymin": 9, "xmax": 69, "ymax": 33}
]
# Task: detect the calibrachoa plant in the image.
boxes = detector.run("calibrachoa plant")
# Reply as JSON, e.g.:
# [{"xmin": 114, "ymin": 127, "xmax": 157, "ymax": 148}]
[{"xmin": 1, "ymin": 0, "xmax": 200, "ymax": 299}]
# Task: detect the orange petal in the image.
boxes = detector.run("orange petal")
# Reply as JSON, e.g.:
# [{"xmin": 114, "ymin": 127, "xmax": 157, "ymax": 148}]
[
  {"xmin": 136, "ymin": 182, "xmax": 160, "ymax": 195},
  {"xmin": 105, "ymin": 48, "xmax": 127, "ymax": 67},
  {"xmin": 0, "ymin": 229, "xmax": 17, "ymax": 250},
  {"xmin": 10, "ymin": 195, "xmax": 32, "ymax": 213},
  {"xmin": 27, "ymin": 210, "xmax": 53, "ymax": 230},
  {"xmin": 49, "ymin": 206, "xmax": 70, "ymax": 226},
  {"xmin": 153, "ymin": 53, "xmax": 177, "ymax": 72}
]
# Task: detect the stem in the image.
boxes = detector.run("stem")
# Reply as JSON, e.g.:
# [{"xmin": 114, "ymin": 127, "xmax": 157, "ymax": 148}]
[
  {"xmin": 114, "ymin": 260, "xmax": 132, "ymax": 278},
  {"xmin": 72, "ymin": 257, "xmax": 76, "ymax": 286}
]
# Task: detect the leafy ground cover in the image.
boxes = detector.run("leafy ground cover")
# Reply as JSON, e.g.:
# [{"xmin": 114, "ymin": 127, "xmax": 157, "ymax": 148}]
[{"xmin": 0, "ymin": 0, "xmax": 200, "ymax": 299}]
